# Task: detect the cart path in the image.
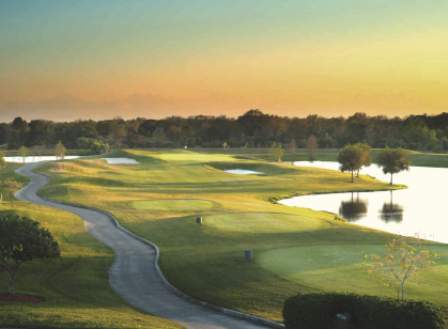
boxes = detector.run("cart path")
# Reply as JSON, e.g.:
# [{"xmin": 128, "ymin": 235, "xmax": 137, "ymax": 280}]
[{"xmin": 15, "ymin": 163, "xmax": 279, "ymax": 329}]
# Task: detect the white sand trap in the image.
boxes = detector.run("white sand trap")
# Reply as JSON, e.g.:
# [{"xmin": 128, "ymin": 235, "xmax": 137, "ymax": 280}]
[
  {"xmin": 224, "ymin": 169, "xmax": 262, "ymax": 175},
  {"xmin": 5, "ymin": 156, "xmax": 80, "ymax": 163},
  {"xmin": 103, "ymin": 157, "xmax": 139, "ymax": 165}
]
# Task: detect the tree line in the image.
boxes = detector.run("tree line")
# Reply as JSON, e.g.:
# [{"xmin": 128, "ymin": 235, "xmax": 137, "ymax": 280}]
[{"xmin": 1, "ymin": 110, "xmax": 448, "ymax": 151}]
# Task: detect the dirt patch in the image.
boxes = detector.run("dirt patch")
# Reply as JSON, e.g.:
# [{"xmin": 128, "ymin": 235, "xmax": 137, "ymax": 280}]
[{"xmin": 0, "ymin": 293, "xmax": 43, "ymax": 304}]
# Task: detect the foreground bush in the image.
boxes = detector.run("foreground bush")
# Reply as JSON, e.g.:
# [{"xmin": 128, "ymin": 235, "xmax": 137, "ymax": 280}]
[{"xmin": 283, "ymin": 293, "xmax": 445, "ymax": 329}]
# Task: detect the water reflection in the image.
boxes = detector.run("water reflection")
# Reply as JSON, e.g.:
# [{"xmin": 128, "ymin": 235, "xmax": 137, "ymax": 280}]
[
  {"xmin": 279, "ymin": 161, "xmax": 448, "ymax": 244},
  {"xmin": 339, "ymin": 193, "xmax": 368, "ymax": 222},
  {"xmin": 380, "ymin": 191, "xmax": 404, "ymax": 223}
]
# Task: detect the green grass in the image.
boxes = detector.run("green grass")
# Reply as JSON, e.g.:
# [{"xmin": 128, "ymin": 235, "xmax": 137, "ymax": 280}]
[
  {"xmin": 196, "ymin": 147, "xmax": 448, "ymax": 168},
  {"xmin": 0, "ymin": 164, "xmax": 180, "ymax": 329},
  {"xmin": 36, "ymin": 149, "xmax": 448, "ymax": 322},
  {"xmin": 258, "ymin": 244, "xmax": 448, "ymax": 304}
]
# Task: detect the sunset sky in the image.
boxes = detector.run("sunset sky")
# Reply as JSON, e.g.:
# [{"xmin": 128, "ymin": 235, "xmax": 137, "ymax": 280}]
[{"xmin": 1, "ymin": 0, "xmax": 447, "ymax": 121}]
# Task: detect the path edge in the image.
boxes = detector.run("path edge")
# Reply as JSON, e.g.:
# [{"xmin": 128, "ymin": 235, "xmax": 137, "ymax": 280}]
[{"xmin": 19, "ymin": 165, "xmax": 285, "ymax": 329}]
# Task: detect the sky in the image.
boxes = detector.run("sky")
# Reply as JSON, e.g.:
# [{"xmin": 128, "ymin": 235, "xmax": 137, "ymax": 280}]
[{"xmin": 0, "ymin": 0, "xmax": 447, "ymax": 121}]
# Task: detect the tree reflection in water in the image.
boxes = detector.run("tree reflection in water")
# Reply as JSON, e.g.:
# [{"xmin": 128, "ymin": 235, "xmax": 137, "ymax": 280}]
[
  {"xmin": 380, "ymin": 191, "xmax": 404, "ymax": 223},
  {"xmin": 339, "ymin": 192, "xmax": 368, "ymax": 222}
]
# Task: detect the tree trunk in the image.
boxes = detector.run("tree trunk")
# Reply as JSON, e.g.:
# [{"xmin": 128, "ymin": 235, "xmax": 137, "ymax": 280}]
[
  {"xmin": 7, "ymin": 269, "xmax": 17, "ymax": 295},
  {"xmin": 351, "ymin": 170, "xmax": 354, "ymax": 183},
  {"xmin": 390, "ymin": 173, "xmax": 393, "ymax": 185}
]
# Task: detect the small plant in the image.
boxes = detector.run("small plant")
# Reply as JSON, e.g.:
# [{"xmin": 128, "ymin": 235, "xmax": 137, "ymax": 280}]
[
  {"xmin": 365, "ymin": 237, "xmax": 436, "ymax": 301},
  {"xmin": 54, "ymin": 141, "xmax": 66, "ymax": 160},
  {"xmin": 271, "ymin": 142, "xmax": 285, "ymax": 162},
  {"xmin": 18, "ymin": 145, "xmax": 29, "ymax": 163}
]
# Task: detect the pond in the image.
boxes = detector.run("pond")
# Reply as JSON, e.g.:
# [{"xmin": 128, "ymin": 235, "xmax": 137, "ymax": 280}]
[
  {"xmin": 279, "ymin": 161, "xmax": 448, "ymax": 244},
  {"xmin": 5, "ymin": 156, "xmax": 80, "ymax": 163}
]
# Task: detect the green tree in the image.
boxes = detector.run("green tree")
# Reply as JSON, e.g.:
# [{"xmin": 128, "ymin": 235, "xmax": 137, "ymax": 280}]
[
  {"xmin": 18, "ymin": 145, "xmax": 29, "ymax": 163},
  {"xmin": 0, "ymin": 212, "xmax": 60, "ymax": 294},
  {"xmin": 0, "ymin": 152, "xmax": 5, "ymax": 202},
  {"xmin": 287, "ymin": 138, "xmax": 297, "ymax": 153},
  {"xmin": 0, "ymin": 151, "xmax": 5, "ymax": 169},
  {"xmin": 337, "ymin": 144, "xmax": 364, "ymax": 182},
  {"xmin": 354, "ymin": 143, "xmax": 371, "ymax": 177},
  {"xmin": 365, "ymin": 237, "xmax": 436, "ymax": 301},
  {"xmin": 377, "ymin": 148, "xmax": 410, "ymax": 184},
  {"xmin": 54, "ymin": 141, "xmax": 66, "ymax": 160},
  {"xmin": 271, "ymin": 143, "xmax": 285, "ymax": 162},
  {"xmin": 306, "ymin": 135, "xmax": 318, "ymax": 162}
]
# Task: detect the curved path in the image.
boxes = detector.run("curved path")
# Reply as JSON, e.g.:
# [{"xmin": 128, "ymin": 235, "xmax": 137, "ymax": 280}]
[{"xmin": 15, "ymin": 163, "xmax": 278, "ymax": 329}]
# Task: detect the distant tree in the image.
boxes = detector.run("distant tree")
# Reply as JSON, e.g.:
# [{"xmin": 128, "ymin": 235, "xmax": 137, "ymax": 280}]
[
  {"xmin": 18, "ymin": 146, "xmax": 29, "ymax": 163},
  {"xmin": 0, "ymin": 212, "xmax": 60, "ymax": 294},
  {"xmin": 337, "ymin": 144, "xmax": 364, "ymax": 182},
  {"xmin": 306, "ymin": 135, "xmax": 318, "ymax": 161},
  {"xmin": 110, "ymin": 118, "xmax": 127, "ymax": 147},
  {"xmin": 271, "ymin": 143, "xmax": 285, "ymax": 162},
  {"xmin": 288, "ymin": 138, "xmax": 297, "ymax": 153},
  {"xmin": 9, "ymin": 117, "xmax": 28, "ymax": 149},
  {"xmin": 377, "ymin": 148, "xmax": 410, "ymax": 184},
  {"xmin": 365, "ymin": 237, "xmax": 436, "ymax": 301},
  {"xmin": 0, "ymin": 152, "xmax": 4, "ymax": 203},
  {"xmin": 54, "ymin": 141, "xmax": 66, "ymax": 160},
  {"xmin": 0, "ymin": 151, "xmax": 5, "ymax": 169},
  {"xmin": 354, "ymin": 143, "xmax": 371, "ymax": 177},
  {"xmin": 151, "ymin": 126, "xmax": 167, "ymax": 145},
  {"xmin": 76, "ymin": 137, "xmax": 109, "ymax": 154}
]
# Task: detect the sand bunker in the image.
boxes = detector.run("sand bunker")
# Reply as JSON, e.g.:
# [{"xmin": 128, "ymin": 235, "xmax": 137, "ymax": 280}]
[
  {"xmin": 224, "ymin": 169, "xmax": 262, "ymax": 175},
  {"xmin": 5, "ymin": 156, "xmax": 80, "ymax": 163},
  {"xmin": 103, "ymin": 157, "xmax": 139, "ymax": 165}
]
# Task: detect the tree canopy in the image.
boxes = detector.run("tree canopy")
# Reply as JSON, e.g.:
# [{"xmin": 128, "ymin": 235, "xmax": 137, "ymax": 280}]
[
  {"xmin": 0, "ymin": 111, "xmax": 447, "ymax": 151},
  {"xmin": 0, "ymin": 212, "xmax": 60, "ymax": 294},
  {"xmin": 338, "ymin": 144, "xmax": 364, "ymax": 182},
  {"xmin": 377, "ymin": 148, "xmax": 410, "ymax": 184}
]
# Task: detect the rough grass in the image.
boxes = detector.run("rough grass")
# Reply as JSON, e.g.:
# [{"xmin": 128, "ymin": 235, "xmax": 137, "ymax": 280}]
[
  {"xmin": 0, "ymin": 164, "xmax": 180, "ymax": 329},
  {"xmin": 39, "ymin": 149, "xmax": 448, "ymax": 322}
]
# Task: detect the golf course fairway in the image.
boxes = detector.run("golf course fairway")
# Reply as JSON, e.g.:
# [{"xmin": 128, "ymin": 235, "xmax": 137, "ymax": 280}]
[{"xmin": 38, "ymin": 149, "xmax": 448, "ymax": 321}]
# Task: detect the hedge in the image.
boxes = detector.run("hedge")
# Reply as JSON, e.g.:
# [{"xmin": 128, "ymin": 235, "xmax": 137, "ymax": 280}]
[{"xmin": 283, "ymin": 293, "xmax": 446, "ymax": 329}]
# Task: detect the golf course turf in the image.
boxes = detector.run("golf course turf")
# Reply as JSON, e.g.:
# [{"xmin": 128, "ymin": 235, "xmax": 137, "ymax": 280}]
[
  {"xmin": 35, "ymin": 149, "xmax": 448, "ymax": 322},
  {"xmin": 0, "ymin": 164, "xmax": 180, "ymax": 329}
]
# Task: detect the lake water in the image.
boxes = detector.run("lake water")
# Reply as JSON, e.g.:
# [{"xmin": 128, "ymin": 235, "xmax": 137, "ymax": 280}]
[
  {"xmin": 279, "ymin": 161, "xmax": 448, "ymax": 244},
  {"xmin": 5, "ymin": 156, "xmax": 80, "ymax": 163}
]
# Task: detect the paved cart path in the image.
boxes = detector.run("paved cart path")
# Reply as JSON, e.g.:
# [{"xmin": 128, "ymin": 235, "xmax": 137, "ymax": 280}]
[{"xmin": 15, "ymin": 163, "xmax": 278, "ymax": 329}]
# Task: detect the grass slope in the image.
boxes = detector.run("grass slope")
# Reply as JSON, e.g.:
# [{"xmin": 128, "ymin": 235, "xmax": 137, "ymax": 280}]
[
  {"xmin": 40, "ymin": 150, "xmax": 448, "ymax": 322},
  {"xmin": 0, "ymin": 164, "xmax": 180, "ymax": 329}
]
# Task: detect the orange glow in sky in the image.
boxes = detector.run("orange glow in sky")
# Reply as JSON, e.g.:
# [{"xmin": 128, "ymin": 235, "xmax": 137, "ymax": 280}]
[{"xmin": 1, "ymin": 1, "xmax": 447, "ymax": 121}]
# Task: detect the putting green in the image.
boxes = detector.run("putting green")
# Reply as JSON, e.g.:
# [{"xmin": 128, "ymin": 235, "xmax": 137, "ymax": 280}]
[
  {"xmin": 257, "ymin": 244, "xmax": 448, "ymax": 302},
  {"xmin": 132, "ymin": 199, "xmax": 216, "ymax": 212}
]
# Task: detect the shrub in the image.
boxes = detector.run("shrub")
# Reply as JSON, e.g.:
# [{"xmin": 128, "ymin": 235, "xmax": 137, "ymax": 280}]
[{"xmin": 283, "ymin": 293, "xmax": 445, "ymax": 329}]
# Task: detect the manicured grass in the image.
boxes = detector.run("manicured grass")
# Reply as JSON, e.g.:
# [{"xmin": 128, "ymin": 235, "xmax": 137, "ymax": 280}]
[
  {"xmin": 39, "ymin": 149, "xmax": 448, "ymax": 322},
  {"xmin": 0, "ymin": 164, "xmax": 180, "ymax": 329},
  {"xmin": 196, "ymin": 147, "xmax": 448, "ymax": 168},
  {"xmin": 258, "ymin": 244, "xmax": 448, "ymax": 304}
]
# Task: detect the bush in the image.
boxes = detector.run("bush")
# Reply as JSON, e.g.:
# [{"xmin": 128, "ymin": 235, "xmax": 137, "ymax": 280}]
[{"xmin": 283, "ymin": 293, "xmax": 445, "ymax": 329}]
